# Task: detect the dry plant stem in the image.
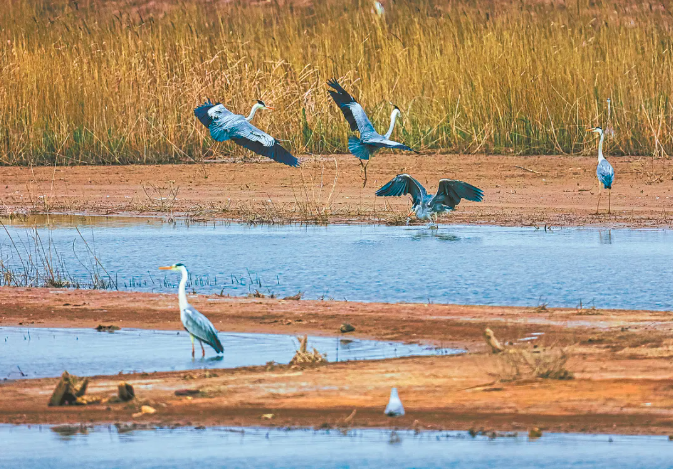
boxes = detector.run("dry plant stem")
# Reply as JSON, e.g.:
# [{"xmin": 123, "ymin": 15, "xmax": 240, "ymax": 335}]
[{"xmin": 2, "ymin": 1, "xmax": 673, "ymax": 164}]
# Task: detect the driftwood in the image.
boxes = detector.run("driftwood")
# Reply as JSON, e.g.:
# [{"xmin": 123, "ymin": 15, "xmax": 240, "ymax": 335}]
[
  {"xmin": 48, "ymin": 371, "xmax": 89, "ymax": 406},
  {"xmin": 483, "ymin": 328, "xmax": 505, "ymax": 354},
  {"xmin": 117, "ymin": 382, "xmax": 135, "ymax": 401},
  {"xmin": 290, "ymin": 335, "xmax": 326, "ymax": 366}
]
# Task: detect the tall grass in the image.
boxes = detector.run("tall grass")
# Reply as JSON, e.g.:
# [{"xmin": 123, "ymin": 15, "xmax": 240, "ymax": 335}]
[{"xmin": 1, "ymin": 0, "xmax": 673, "ymax": 165}]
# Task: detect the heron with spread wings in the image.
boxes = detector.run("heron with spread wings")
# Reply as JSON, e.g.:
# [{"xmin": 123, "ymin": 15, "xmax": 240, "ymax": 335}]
[
  {"xmin": 159, "ymin": 263, "xmax": 224, "ymax": 358},
  {"xmin": 327, "ymin": 79, "xmax": 416, "ymax": 186},
  {"xmin": 194, "ymin": 99, "xmax": 299, "ymax": 167},
  {"xmin": 376, "ymin": 174, "xmax": 484, "ymax": 226}
]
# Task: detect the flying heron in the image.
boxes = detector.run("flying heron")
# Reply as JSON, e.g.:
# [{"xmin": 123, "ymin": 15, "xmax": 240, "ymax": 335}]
[
  {"xmin": 194, "ymin": 100, "xmax": 299, "ymax": 167},
  {"xmin": 376, "ymin": 174, "xmax": 484, "ymax": 226},
  {"xmin": 588, "ymin": 126, "xmax": 614, "ymax": 214},
  {"xmin": 159, "ymin": 263, "xmax": 224, "ymax": 357},
  {"xmin": 326, "ymin": 79, "xmax": 416, "ymax": 186}
]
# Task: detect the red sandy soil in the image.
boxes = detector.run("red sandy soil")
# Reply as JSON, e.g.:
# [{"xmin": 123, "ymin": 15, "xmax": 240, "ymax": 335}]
[
  {"xmin": 1, "ymin": 288, "xmax": 673, "ymax": 434},
  {"xmin": 1, "ymin": 154, "xmax": 672, "ymax": 228}
]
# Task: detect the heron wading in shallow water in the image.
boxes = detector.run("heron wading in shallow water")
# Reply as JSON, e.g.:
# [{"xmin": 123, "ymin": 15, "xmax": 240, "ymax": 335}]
[
  {"xmin": 159, "ymin": 263, "xmax": 224, "ymax": 358},
  {"xmin": 588, "ymin": 126, "xmax": 615, "ymax": 214},
  {"xmin": 194, "ymin": 99, "xmax": 299, "ymax": 167},
  {"xmin": 376, "ymin": 174, "xmax": 484, "ymax": 227},
  {"xmin": 327, "ymin": 78, "xmax": 416, "ymax": 186}
]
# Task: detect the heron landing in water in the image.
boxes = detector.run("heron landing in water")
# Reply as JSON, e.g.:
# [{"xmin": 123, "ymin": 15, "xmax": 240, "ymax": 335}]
[
  {"xmin": 159, "ymin": 263, "xmax": 224, "ymax": 358},
  {"xmin": 376, "ymin": 174, "xmax": 484, "ymax": 227},
  {"xmin": 588, "ymin": 126, "xmax": 615, "ymax": 214},
  {"xmin": 327, "ymin": 79, "xmax": 416, "ymax": 187},
  {"xmin": 194, "ymin": 99, "xmax": 299, "ymax": 167}
]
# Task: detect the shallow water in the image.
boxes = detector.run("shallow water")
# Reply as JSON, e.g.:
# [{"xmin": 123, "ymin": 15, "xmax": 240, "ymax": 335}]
[
  {"xmin": 0, "ymin": 327, "xmax": 458, "ymax": 379},
  {"xmin": 1, "ymin": 425, "xmax": 672, "ymax": 469},
  {"xmin": 2, "ymin": 216, "xmax": 673, "ymax": 310}
]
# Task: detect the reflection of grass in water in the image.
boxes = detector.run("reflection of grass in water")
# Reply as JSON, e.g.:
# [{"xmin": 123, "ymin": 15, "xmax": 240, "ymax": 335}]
[{"xmin": 0, "ymin": 223, "xmax": 117, "ymax": 290}]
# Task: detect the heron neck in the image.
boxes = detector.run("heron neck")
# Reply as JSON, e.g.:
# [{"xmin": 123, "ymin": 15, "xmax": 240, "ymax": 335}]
[
  {"xmin": 178, "ymin": 266, "xmax": 189, "ymax": 310},
  {"xmin": 384, "ymin": 109, "xmax": 400, "ymax": 139},
  {"xmin": 597, "ymin": 132, "xmax": 605, "ymax": 161},
  {"xmin": 246, "ymin": 103, "xmax": 262, "ymax": 122}
]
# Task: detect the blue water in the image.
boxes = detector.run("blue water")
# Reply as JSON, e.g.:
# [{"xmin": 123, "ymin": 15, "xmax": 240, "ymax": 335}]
[
  {"xmin": 0, "ymin": 327, "xmax": 459, "ymax": 379},
  {"xmin": 1, "ymin": 217, "xmax": 672, "ymax": 310},
  {"xmin": 1, "ymin": 426, "xmax": 672, "ymax": 469}
]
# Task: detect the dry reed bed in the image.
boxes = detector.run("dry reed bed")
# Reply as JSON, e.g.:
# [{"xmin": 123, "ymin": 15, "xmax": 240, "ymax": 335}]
[{"xmin": 1, "ymin": 0, "xmax": 673, "ymax": 165}]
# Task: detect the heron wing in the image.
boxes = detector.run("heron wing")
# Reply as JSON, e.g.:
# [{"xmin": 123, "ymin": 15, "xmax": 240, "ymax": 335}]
[
  {"xmin": 375, "ymin": 174, "xmax": 426, "ymax": 206},
  {"xmin": 229, "ymin": 120, "xmax": 300, "ymax": 167},
  {"xmin": 597, "ymin": 159, "xmax": 614, "ymax": 189},
  {"xmin": 430, "ymin": 179, "xmax": 484, "ymax": 209},
  {"xmin": 204, "ymin": 103, "xmax": 238, "ymax": 142},
  {"xmin": 182, "ymin": 304, "xmax": 224, "ymax": 353},
  {"xmin": 326, "ymin": 78, "xmax": 376, "ymax": 135},
  {"xmin": 363, "ymin": 137, "xmax": 416, "ymax": 153}
]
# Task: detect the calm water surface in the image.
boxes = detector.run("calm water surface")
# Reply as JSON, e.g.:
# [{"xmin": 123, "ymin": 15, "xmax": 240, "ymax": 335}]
[
  {"xmin": 1, "ymin": 216, "xmax": 672, "ymax": 310},
  {"xmin": 1, "ymin": 426, "xmax": 672, "ymax": 469},
  {"xmin": 0, "ymin": 327, "xmax": 458, "ymax": 379}
]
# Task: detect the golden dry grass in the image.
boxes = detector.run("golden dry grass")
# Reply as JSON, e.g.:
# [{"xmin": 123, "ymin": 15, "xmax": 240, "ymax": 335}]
[{"xmin": 1, "ymin": 0, "xmax": 673, "ymax": 165}]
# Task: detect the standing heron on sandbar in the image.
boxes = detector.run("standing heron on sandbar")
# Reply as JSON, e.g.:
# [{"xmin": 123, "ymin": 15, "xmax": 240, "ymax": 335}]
[
  {"xmin": 588, "ymin": 126, "xmax": 614, "ymax": 214},
  {"xmin": 194, "ymin": 100, "xmax": 299, "ymax": 167},
  {"xmin": 376, "ymin": 174, "xmax": 484, "ymax": 226},
  {"xmin": 159, "ymin": 263, "xmax": 224, "ymax": 357},
  {"xmin": 327, "ymin": 79, "xmax": 416, "ymax": 186}
]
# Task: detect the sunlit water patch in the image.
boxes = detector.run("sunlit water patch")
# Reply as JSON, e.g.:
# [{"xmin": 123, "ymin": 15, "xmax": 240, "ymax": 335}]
[
  {"xmin": 0, "ymin": 327, "xmax": 459, "ymax": 379},
  {"xmin": 1, "ymin": 216, "xmax": 673, "ymax": 309},
  {"xmin": 1, "ymin": 425, "xmax": 672, "ymax": 469}
]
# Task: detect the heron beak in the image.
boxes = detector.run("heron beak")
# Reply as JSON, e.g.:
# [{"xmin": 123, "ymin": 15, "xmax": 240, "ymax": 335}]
[
  {"xmin": 265, "ymin": 106, "xmax": 275, "ymax": 111},
  {"xmin": 159, "ymin": 266, "xmax": 172, "ymax": 270},
  {"xmin": 586, "ymin": 128, "xmax": 596, "ymax": 132}
]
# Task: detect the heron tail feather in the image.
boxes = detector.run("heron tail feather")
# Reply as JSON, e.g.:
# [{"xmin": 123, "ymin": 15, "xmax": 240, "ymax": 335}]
[{"xmin": 348, "ymin": 136, "xmax": 370, "ymax": 160}]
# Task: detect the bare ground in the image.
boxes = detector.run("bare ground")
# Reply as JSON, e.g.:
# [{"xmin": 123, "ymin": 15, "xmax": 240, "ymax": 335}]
[
  {"xmin": 2, "ymin": 288, "xmax": 673, "ymax": 434},
  {"xmin": 1, "ymin": 154, "xmax": 672, "ymax": 227}
]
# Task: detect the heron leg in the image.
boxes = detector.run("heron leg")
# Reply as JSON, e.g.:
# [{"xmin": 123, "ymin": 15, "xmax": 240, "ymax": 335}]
[
  {"xmin": 200, "ymin": 340, "xmax": 205, "ymax": 357},
  {"xmin": 359, "ymin": 160, "xmax": 369, "ymax": 188},
  {"xmin": 608, "ymin": 189, "xmax": 611, "ymax": 214},
  {"xmin": 190, "ymin": 334, "xmax": 195, "ymax": 358},
  {"xmin": 595, "ymin": 186, "xmax": 602, "ymax": 215}
]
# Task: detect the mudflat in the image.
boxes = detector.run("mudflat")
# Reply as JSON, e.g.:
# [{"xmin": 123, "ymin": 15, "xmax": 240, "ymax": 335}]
[{"xmin": 1, "ymin": 154, "xmax": 671, "ymax": 227}]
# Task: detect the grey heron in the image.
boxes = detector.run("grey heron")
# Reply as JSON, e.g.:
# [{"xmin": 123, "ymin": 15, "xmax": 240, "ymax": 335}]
[
  {"xmin": 588, "ymin": 126, "xmax": 614, "ymax": 214},
  {"xmin": 194, "ymin": 100, "xmax": 299, "ymax": 167},
  {"xmin": 327, "ymin": 79, "xmax": 416, "ymax": 186},
  {"xmin": 159, "ymin": 263, "xmax": 224, "ymax": 357},
  {"xmin": 376, "ymin": 173, "xmax": 484, "ymax": 226}
]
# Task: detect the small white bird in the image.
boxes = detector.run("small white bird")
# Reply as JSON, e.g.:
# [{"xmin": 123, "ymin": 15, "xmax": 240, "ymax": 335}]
[
  {"xmin": 384, "ymin": 387, "xmax": 405, "ymax": 417},
  {"xmin": 373, "ymin": 1, "xmax": 385, "ymax": 17}
]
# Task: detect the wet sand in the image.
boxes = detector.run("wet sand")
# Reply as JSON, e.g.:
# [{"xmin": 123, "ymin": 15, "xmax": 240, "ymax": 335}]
[
  {"xmin": 1, "ymin": 154, "xmax": 672, "ymax": 227},
  {"xmin": 2, "ymin": 288, "xmax": 673, "ymax": 434}
]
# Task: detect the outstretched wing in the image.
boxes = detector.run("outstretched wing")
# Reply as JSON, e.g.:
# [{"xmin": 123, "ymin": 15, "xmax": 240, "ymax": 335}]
[
  {"xmin": 375, "ymin": 174, "xmax": 426, "ymax": 206},
  {"xmin": 430, "ymin": 179, "xmax": 484, "ymax": 209},
  {"xmin": 327, "ymin": 78, "xmax": 376, "ymax": 135},
  {"xmin": 182, "ymin": 304, "xmax": 224, "ymax": 354},
  {"xmin": 597, "ymin": 159, "xmax": 614, "ymax": 189},
  {"xmin": 364, "ymin": 137, "xmax": 417, "ymax": 153},
  {"xmin": 229, "ymin": 120, "xmax": 299, "ymax": 167},
  {"xmin": 194, "ymin": 102, "xmax": 235, "ymax": 134}
]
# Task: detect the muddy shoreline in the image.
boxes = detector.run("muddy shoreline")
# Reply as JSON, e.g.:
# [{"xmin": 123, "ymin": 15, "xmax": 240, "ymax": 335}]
[
  {"xmin": 1, "ymin": 154, "xmax": 671, "ymax": 228},
  {"xmin": 2, "ymin": 288, "xmax": 673, "ymax": 434}
]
